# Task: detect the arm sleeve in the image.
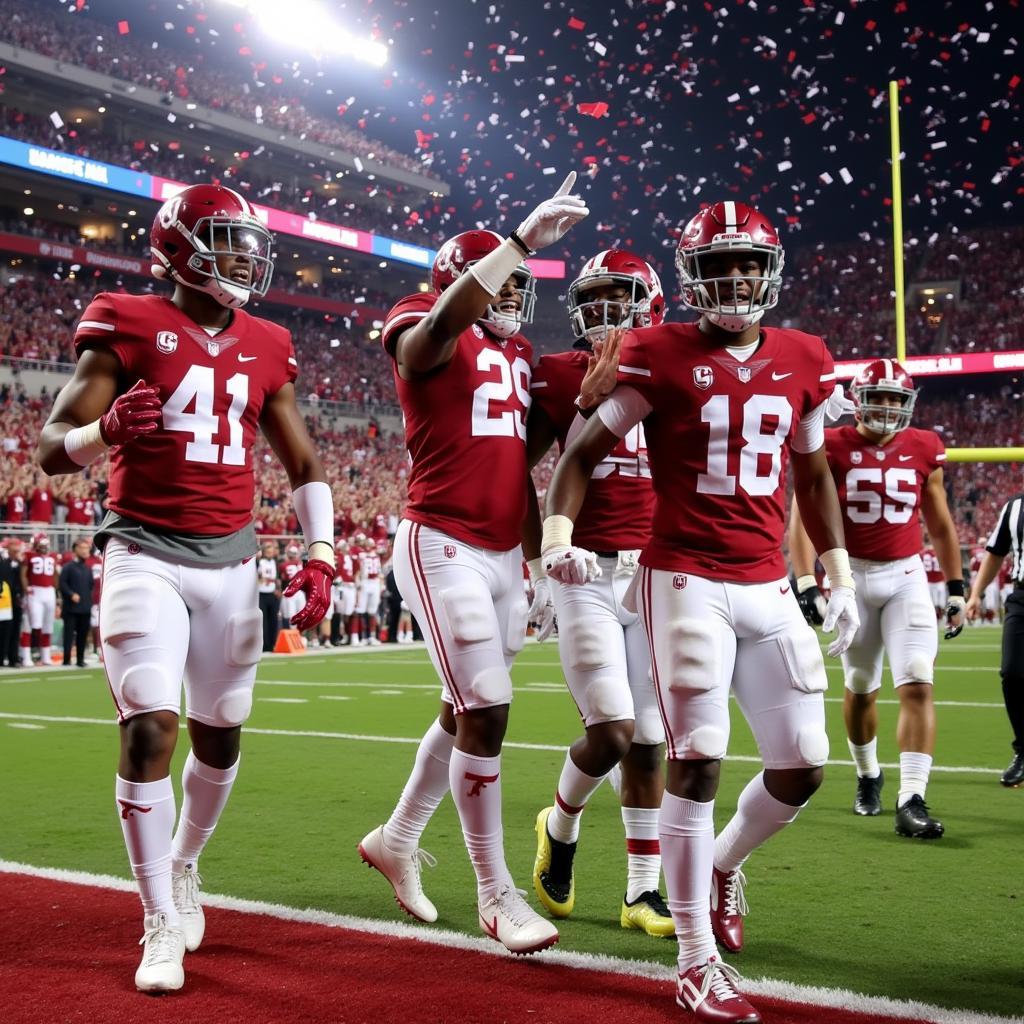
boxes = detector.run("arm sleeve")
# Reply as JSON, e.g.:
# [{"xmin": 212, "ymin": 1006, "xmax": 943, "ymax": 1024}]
[
  {"xmin": 285, "ymin": 331, "xmax": 298, "ymax": 385},
  {"xmin": 73, "ymin": 293, "xmax": 129, "ymax": 368},
  {"xmin": 791, "ymin": 399, "xmax": 828, "ymax": 454},
  {"xmin": 596, "ymin": 385, "xmax": 652, "ymax": 439}
]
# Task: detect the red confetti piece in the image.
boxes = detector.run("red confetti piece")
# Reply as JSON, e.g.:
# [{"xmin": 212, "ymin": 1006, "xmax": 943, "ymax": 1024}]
[
  {"xmin": 802, "ymin": 112, "xmax": 817, "ymax": 124},
  {"xmin": 1009, "ymin": 75, "xmax": 1021, "ymax": 90},
  {"xmin": 118, "ymin": 20, "xmax": 130, "ymax": 34},
  {"xmin": 568, "ymin": 17, "xmax": 585, "ymax": 30},
  {"xmin": 576, "ymin": 101, "xmax": 609, "ymax": 118},
  {"xmin": 865, "ymin": 19, "xmax": 876, "ymax": 30},
  {"xmin": 415, "ymin": 129, "xmax": 433, "ymax": 147},
  {"xmin": 981, "ymin": 118, "xmax": 991, "ymax": 132},
  {"xmin": 238, "ymin": 47, "xmax": 252, "ymax": 56}
]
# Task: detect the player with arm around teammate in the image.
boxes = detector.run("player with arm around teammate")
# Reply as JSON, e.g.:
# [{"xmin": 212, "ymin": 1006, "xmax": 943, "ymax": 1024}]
[
  {"xmin": 357, "ymin": 174, "xmax": 588, "ymax": 955},
  {"xmin": 524, "ymin": 249, "xmax": 675, "ymax": 937},
  {"xmin": 36, "ymin": 183, "xmax": 335, "ymax": 993},
  {"xmin": 543, "ymin": 202, "xmax": 858, "ymax": 1024},
  {"xmin": 789, "ymin": 359, "xmax": 964, "ymax": 838}
]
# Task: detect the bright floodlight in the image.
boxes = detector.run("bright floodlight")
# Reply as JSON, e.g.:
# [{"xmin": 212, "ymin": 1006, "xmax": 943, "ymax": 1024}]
[{"xmin": 221, "ymin": 0, "xmax": 388, "ymax": 67}]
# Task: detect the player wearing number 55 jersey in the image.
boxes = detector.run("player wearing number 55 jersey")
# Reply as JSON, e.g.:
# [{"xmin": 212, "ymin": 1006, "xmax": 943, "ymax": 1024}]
[
  {"xmin": 36, "ymin": 184, "xmax": 335, "ymax": 994},
  {"xmin": 543, "ymin": 202, "xmax": 857, "ymax": 1024},
  {"xmin": 358, "ymin": 174, "xmax": 588, "ymax": 958},
  {"xmin": 790, "ymin": 358, "xmax": 964, "ymax": 840}
]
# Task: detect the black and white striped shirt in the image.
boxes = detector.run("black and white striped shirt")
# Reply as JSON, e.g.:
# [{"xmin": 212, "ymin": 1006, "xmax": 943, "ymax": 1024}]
[{"xmin": 987, "ymin": 492, "xmax": 1024, "ymax": 584}]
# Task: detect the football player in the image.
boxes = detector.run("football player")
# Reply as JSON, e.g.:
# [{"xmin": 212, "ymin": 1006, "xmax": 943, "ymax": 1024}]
[
  {"xmin": 542, "ymin": 202, "xmax": 857, "ymax": 1024},
  {"xmin": 355, "ymin": 534, "xmax": 383, "ymax": 644},
  {"xmin": 523, "ymin": 249, "xmax": 674, "ymax": 937},
  {"xmin": 36, "ymin": 183, "xmax": 335, "ymax": 993},
  {"xmin": 358, "ymin": 173, "xmax": 587, "ymax": 956},
  {"xmin": 790, "ymin": 358, "xmax": 965, "ymax": 839},
  {"xmin": 19, "ymin": 532, "xmax": 57, "ymax": 666}
]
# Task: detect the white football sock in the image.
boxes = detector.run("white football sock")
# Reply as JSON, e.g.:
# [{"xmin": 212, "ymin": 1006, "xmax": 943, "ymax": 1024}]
[
  {"xmin": 898, "ymin": 751, "xmax": 932, "ymax": 807},
  {"xmin": 660, "ymin": 791, "xmax": 716, "ymax": 973},
  {"xmin": 449, "ymin": 748, "xmax": 513, "ymax": 904},
  {"xmin": 546, "ymin": 752, "xmax": 607, "ymax": 844},
  {"xmin": 713, "ymin": 772, "xmax": 803, "ymax": 874},
  {"xmin": 848, "ymin": 738, "xmax": 881, "ymax": 779},
  {"xmin": 170, "ymin": 751, "xmax": 239, "ymax": 875},
  {"xmin": 621, "ymin": 805, "xmax": 661, "ymax": 902},
  {"xmin": 383, "ymin": 717, "xmax": 455, "ymax": 852},
  {"xmin": 116, "ymin": 775, "xmax": 178, "ymax": 922}
]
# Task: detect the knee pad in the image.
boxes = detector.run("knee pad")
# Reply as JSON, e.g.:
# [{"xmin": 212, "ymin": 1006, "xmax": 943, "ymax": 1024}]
[
  {"xmin": 211, "ymin": 687, "xmax": 254, "ymax": 727},
  {"xmin": 470, "ymin": 666, "xmax": 512, "ymax": 706},
  {"xmin": 566, "ymin": 622, "xmax": 609, "ymax": 672},
  {"xmin": 583, "ymin": 676, "xmax": 630, "ymax": 721},
  {"xmin": 777, "ymin": 628, "xmax": 829, "ymax": 694},
  {"xmin": 899, "ymin": 653, "xmax": 935, "ymax": 685},
  {"xmin": 100, "ymin": 577, "xmax": 160, "ymax": 642},
  {"xmin": 796, "ymin": 723, "xmax": 830, "ymax": 766},
  {"xmin": 632, "ymin": 704, "xmax": 666, "ymax": 747},
  {"xmin": 686, "ymin": 724, "xmax": 727, "ymax": 759},
  {"xmin": 845, "ymin": 668, "xmax": 881, "ymax": 694},
  {"xmin": 439, "ymin": 584, "xmax": 493, "ymax": 644},
  {"xmin": 225, "ymin": 609, "xmax": 264, "ymax": 668},
  {"xmin": 666, "ymin": 618, "xmax": 717, "ymax": 692},
  {"xmin": 118, "ymin": 661, "xmax": 175, "ymax": 711},
  {"xmin": 505, "ymin": 597, "xmax": 528, "ymax": 656}
]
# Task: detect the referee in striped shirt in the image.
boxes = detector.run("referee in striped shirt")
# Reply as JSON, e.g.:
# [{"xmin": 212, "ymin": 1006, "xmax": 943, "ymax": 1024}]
[{"xmin": 967, "ymin": 492, "xmax": 1024, "ymax": 787}]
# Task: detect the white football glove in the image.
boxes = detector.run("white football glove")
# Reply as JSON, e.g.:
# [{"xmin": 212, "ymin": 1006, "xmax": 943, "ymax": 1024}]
[
  {"xmin": 515, "ymin": 171, "xmax": 590, "ymax": 251},
  {"xmin": 944, "ymin": 595, "xmax": 966, "ymax": 640},
  {"xmin": 821, "ymin": 585, "xmax": 860, "ymax": 657},
  {"xmin": 825, "ymin": 382, "xmax": 856, "ymax": 424},
  {"xmin": 528, "ymin": 576, "xmax": 556, "ymax": 642},
  {"xmin": 543, "ymin": 545, "xmax": 602, "ymax": 586}
]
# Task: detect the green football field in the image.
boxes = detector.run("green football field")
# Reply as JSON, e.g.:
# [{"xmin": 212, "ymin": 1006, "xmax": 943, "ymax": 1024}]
[{"xmin": 1, "ymin": 628, "xmax": 1021, "ymax": 1018}]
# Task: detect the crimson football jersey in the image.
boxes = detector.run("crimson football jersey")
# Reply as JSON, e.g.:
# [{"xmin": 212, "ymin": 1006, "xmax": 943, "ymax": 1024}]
[
  {"xmin": 382, "ymin": 292, "xmax": 533, "ymax": 551},
  {"xmin": 74, "ymin": 293, "xmax": 297, "ymax": 535},
  {"xmin": 360, "ymin": 553, "xmax": 382, "ymax": 580},
  {"xmin": 612, "ymin": 323, "xmax": 835, "ymax": 582},
  {"xmin": 337, "ymin": 553, "xmax": 355, "ymax": 584},
  {"xmin": 824, "ymin": 425, "xmax": 944, "ymax": 561},
  {"xmin": 66, "ymin": 497, "xmax": 95, "ymax": 526},
  {"xmin": 28, "ymin": 488, "xmax": 52, "ymax": 524},
  {"xmin": 921, "ymin": 546, "xmax": 944, "ymax": 583},
  {"xmin": 26, "ymin": 552, "xmax": 57, "ymax": 587},
  {"xmin": 280, "ymin": 558, "xmax": 303, "ymax": 584},
  {"xmin": 6, "ymin": 494, "xmax": 25, "ymax": 522},
  {"xmin": 531, "ymin": 350, "xmax": 653, "ymax": 551}
]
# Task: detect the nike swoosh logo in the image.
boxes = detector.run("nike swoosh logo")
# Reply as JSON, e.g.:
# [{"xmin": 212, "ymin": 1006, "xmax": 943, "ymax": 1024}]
[
  {"xmin": 772, "ymin": 371, "xmax": 792, "ymax": 380},
  {"xmin": 904, "ymin": 568, "xmax": 915, "ymax": 574},
  {"xmin": 898, "ymin": 455, "xmax": 912, "ymax": 461},
  {"xmin": 238, "ymin": 354, "xmax": 257, "ymax": 362},
  {"xmin": 780, "ymin": 585, "xmax": 791, "ymax": 595}
]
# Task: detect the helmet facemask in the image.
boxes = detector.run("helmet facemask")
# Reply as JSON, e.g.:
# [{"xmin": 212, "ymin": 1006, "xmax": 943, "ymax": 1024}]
[
  {"xmin": 568, "ymin": 275, "xmax": 652, "ymax": 348},
  {"xmin": 854, "ymin": 385, "xmax": 917, "ymax": 435},
  {"xmin": 478, "ymin": 266, "xmax": 536, "ymax": 340}
]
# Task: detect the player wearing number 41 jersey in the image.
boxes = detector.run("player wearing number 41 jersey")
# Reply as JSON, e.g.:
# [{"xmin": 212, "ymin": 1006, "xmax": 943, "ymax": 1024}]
[
  {"xmin": 37, "ymin": 183, "xmax": 335, "ymax": 995},
  {"xmin": 790, "ymin": 358, "xmax": 964, "ymax": 840},
  {"xmin": 358, "ymin": 173, "xmax": 588, "ymax": 958},
  {"xmin": 544, "ymin": 201, "xmax": 858, "ymax": 1024}
]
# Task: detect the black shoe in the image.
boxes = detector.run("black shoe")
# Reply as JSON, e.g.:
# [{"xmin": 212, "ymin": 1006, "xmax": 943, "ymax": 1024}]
[
  {"xmin": 1001, "ymin": 750, "xmax": 1024, "ymax": 788},
  {"xmin": 853, "ymin": 769, "xmax": 884, "ymax": 816},
  {"xmin": 894, "ymin": 794, "xmax": 944, "ymax": 839}
]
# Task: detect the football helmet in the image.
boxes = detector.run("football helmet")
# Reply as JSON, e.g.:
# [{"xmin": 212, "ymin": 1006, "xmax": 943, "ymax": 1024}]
[
  {"xmin": 676, "ymin": 201, "xmax": 784, "ymax": 332},
  {"xmin": 431, "ymin": 229, "xmax": 536, "ymax": 339},
  {"xmin": 150, "ymin": 184, "xmax": 274, "ymax": 309},
  {"xmin": 567, "ymin": 249, "xmax": 665, "ymax": 347},
  {"xmin": 31, "ymin": 532, "xmax": 49, "ymax": 553},
  {"xmin": 850, "ymin": 358, "xmax": 918, "ymax": 435},
  {"xmin": 285, "ymin": 543, "xmax": 301, "ymax": 560}
]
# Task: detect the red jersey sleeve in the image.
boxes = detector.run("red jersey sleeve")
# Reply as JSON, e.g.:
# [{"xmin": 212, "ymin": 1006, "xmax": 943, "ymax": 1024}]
[
  {"xmin": 931, "ymin": 431, "xmax": 947, "ymax": 473},
  {"xmin": 74, "ymin": 293, "xmax": 130, "ymax": 368},
  {"xmin": 382, "ymin": 293, "xmax": 435, "ymax": 358},
  {"xmin": 813, "ymin": 337, "xmax": 837, "ymax": 411},
  {"xmin": 615, "ymin": 329, "xmax": 655, "ymax": 402},
  {"xmin": 284, "ymin": 330, "xmax": 299, "ymax": 386},
  {"xmin": 530, "ymin": 353, "xmax": 574, "ymax": 423}
]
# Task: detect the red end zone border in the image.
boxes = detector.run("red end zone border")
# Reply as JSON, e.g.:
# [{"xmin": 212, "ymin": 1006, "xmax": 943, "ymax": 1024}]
[{"xmin": 0, "ymin": 861, "xmax": 1017, "ymax": 1024}]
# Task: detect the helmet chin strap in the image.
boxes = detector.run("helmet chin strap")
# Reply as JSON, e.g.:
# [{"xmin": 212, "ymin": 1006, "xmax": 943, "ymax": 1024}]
[
  {"xmin": 481, "ymin": 306, "xmax": 520, "ymax": 339},
  {"xmin": 706, "ymin": 307, "xmax": 764, "ymax": 333}
]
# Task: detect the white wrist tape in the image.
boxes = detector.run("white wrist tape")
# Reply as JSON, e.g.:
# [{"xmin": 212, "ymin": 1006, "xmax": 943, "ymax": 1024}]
[
  {"xmin": 292, "ymin": 481, "xmax": 335, "ymax": 568},
  {"xmin": 796, "ymin": 574, "xmax": 819, "ymax": 594},
  {"xmin": 63, "ymin": 420, "xmax": 109, "ymax": 467},
  {"xmin": 819, "ymin": 548, "xmax": 855, "ymax": 591},
  {"xmin": 467, "ymin": 238, "xmax": 528, "ymax": 297},
  {"xmin": 527, "ymin": 557, "xmax": 545, "ymax": 582},
  {"xmin": 541, "ymin": 515, "xmax": 574, "ymax": 554}
]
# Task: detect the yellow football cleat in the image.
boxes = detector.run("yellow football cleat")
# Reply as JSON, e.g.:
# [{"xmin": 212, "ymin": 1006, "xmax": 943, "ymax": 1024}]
[
  {"xmin": 532, "ymin": 806, "xmax": 576, "ymax": 918},
  {"xmin": 620, "ymin": 890, "xmax": 675, "ymax": 937}
]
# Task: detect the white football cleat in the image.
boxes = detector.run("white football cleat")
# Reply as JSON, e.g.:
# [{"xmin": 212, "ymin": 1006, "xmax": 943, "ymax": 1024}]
[
  {"xmin": 479, "ymin": 885, "xmax": 559, "ymax": 955},
  {"xmin": 171, "ymin": 864, "xmax": 205, "ymax": 952},
  {"xmin": 358, "ymin": 825, "xmax": 438, "ymax": 922},
  {"xmin": 135, "ymin": 913, "xmax": 186, "ymax": 993}
]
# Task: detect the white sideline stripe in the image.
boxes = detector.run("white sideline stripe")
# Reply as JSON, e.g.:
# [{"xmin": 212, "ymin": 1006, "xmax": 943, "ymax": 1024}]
[
  {"xmin": 0, "ymin": 860, "xmax": 1018, "ymax": 1024},
  {"xmin": 0, "ymin": 712, "xmax": 1005, "ymax": 774},
  {"xmin": 7, "ymin": 722, "xmax": 44, "ymax": 729},
  {"xmin": 257, "ymin": 697, "xmax": 308, "ymax": 704}
]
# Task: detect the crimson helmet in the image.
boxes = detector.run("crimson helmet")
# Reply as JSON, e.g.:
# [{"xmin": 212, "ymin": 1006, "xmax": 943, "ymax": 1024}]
[
  {"xmin": 431, "ymin": 229, "xmax": 536, "ymax": 339},
  {"xmin": 850, "ymin": 358, "xmax": 918, "ymax": 435},
  {"xmin": 31, "ymin": 532, "xmax": 49, "ymax": 553},
  {"xmin": 150, "ymin": 184, "xmax": 274, "ymax": 308},
  {"xmin": 675, "ymin": 201, "xmax": 784, "ymax": 332},
  {"xmin": 567, "ymin": 249, "xmax": 665, "ymax": 348}
]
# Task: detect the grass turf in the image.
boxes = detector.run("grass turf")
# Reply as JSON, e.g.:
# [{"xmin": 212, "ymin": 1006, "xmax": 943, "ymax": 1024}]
[{"xmin": 0, "ymin": 628, "xmax": 1021, "ymax": 1017}]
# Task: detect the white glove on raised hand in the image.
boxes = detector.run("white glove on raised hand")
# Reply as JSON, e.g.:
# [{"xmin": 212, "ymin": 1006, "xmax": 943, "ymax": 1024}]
[
  {"xmin": 528, "ymin": 576, "xmax": 555, "ymax": 642},
  {"xmin": 821, "ymin": 585, "xmax": 860, "ymax": 657},
  {"xmin": 515, "ymin": 172, "xmax": 590, "ymax": 252},
  {"xmin": 543, "ymin": 545, "xmax": 602, "ymax": 586}
]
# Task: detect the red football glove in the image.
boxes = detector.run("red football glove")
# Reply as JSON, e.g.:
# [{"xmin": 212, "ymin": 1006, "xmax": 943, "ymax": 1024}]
[
  {"xmin": 99, "ymin": 380, "xmax": 162, "ymax": 446},
  {"xmin": 283, "ymin": 558, "xmax": 334, "ymax": 631}
]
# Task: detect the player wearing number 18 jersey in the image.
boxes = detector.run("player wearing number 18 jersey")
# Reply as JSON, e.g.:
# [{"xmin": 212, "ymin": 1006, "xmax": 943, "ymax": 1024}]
[
  {"xmin": 37, "ymin": 184, "xmax": 335, "ymax": 994},
  {"xmin": 789, "ymin": 358, "xmax": 964, "ymax": 840},
  {"xmin": 358, "ymin": 174, "xmax": 588, "ymax": 957},
  {"xmin": 543, "ymin": 202, "xmax": 858, "ymax": 1024}
]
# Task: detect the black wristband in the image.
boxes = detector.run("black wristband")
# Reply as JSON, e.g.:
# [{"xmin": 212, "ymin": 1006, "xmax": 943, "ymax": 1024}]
[
  {"xmin": 508, "ymin": 230, "xmax": 534, "ymax": 257},
  {"xmin": 946, "ymin": 579, "xmax": 965, "ymax": 598}
]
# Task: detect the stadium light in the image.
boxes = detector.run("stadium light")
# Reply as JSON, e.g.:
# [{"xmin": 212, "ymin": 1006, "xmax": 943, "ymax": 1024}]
[{"xmin": 220, "ymin": 0, "xmax": 388, "ymax": 67}]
